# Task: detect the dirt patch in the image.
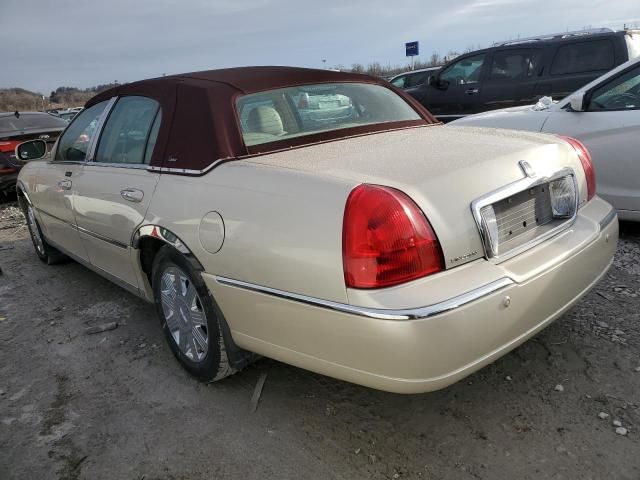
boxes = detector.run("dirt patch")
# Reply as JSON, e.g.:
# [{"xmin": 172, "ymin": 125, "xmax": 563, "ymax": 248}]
[{"xmin": 1, "ymin": 200, "xmax": 639, "ymax": 479}]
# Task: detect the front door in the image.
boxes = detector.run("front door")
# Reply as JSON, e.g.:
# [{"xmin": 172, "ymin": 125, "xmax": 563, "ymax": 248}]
[
  {"xmin": 33, "ymin": 100, "xmax": 110, "ymax": 260},
  {"xmin": 72, "ymin": 96, "xmax": 162, "ymax": 288},
  {"xmin": 426, "ymin": 53, "xmax": 488, "ymax": 121}
]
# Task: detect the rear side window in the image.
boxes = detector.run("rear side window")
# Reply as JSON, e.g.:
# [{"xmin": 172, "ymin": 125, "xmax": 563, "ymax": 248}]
[
  {"xmin": 490, "ymin": 50, "xmax": 542, "ymax": 81},
  {"xmin": 550, "ymin": 40, "xmax": 614, "ymax": 75},
  {"xmin": 95, "ymin": 96, "xmax": 160, "ymax": 165}
]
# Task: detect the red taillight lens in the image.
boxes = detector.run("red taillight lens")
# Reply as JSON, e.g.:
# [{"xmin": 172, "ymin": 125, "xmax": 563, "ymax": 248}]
[
  {"xmin": 559, "ymin": 135, "xmax": 595, "ymax": 201},
  {"xmin": 343, "ymin": 184, "xmax": 444, "ymax": 289}
]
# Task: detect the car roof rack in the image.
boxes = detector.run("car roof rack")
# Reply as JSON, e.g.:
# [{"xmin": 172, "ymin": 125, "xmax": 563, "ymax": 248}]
[{"xmin": 493, "ymin": 27, "xmax": 616, "ymax": 46}]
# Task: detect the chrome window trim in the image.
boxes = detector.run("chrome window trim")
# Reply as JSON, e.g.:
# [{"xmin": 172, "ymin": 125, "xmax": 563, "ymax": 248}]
[
  {"xmin": 214, "ymin": 276, "xmax": 514, "ymax": 321},
  {"xmin": 86, "ymin": 162, "xmax": 151, "ymax": 170},
  {"xmin": 471, "ymin": 167, "xmax": 578, "ymax": 263},
  {"xmin": 147, "ymin": 158, "xmax": 231, "ymax": 175}
]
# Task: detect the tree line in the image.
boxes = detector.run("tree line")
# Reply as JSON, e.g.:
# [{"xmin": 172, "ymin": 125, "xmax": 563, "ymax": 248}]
[{"xmin": 0, "ymin": 83, "xmax": 119, "ymax": 112}]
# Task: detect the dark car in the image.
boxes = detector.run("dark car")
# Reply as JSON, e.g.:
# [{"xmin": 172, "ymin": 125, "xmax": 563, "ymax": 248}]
[
  {"xmin": 0, "ymin": 112, "xmax": 67, "ymax": 197},
  {"xmin": 409, "ymin": 28, "xmax": 640, "ymax": 122}
]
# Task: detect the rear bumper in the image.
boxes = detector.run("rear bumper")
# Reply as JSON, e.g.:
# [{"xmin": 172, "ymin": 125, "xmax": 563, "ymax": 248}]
[{"xmin": 205, "ymin": 197, "xmax": 618, "ymax": 393}]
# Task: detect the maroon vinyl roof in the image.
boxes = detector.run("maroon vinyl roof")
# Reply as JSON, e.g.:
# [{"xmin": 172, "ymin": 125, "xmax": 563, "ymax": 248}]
[{"xmin": 86, "ymin": 66, "xmax": 438, "ymax": 174}]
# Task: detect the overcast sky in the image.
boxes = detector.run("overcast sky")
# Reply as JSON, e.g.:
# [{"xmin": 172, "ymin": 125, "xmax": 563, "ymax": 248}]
[{"xmin": 1, "ymin": 0, "xmax": 638, "ymax": 93}]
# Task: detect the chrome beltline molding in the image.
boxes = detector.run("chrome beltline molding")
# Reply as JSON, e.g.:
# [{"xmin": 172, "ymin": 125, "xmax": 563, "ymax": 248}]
[{"xmin": 215, "ymin": 276, "xmax": 515, "ymax": 321}]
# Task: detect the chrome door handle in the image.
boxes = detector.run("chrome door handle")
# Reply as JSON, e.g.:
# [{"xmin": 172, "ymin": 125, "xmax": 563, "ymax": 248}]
[
  {"xmin": 120, "ymin": 189, "xmax": 144, "ymax": 203},
  {"xmin": 465, "ymin": 88, "xmax": 479, "ymax": 95},
  {"xmin": 57, "ymin": 180, "xmax": 72, "ymax": 190}
]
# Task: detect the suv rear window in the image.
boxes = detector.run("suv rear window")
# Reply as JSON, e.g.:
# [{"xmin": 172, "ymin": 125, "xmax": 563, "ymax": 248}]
[
  {"xmin": 236, "ymin": 82, "xmax": 421, "ymax": 147},
  {"xmin": 550, "ymin": 40, "xmax": 615, "ymax": 75}
]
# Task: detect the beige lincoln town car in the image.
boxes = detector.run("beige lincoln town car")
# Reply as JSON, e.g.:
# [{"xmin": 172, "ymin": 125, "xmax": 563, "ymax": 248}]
[{"xmin": 15, "ymin": 67, "xmax": 618, "ymax": 393}]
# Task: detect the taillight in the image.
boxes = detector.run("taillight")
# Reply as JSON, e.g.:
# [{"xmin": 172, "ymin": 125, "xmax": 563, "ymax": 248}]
[
  {"xmin": 342, "ymin": 184, "xmax": 444, "ymax": 289},
  {"xmin": 559, "ymin": 136, "xmax": 595, "ymax": 201}
]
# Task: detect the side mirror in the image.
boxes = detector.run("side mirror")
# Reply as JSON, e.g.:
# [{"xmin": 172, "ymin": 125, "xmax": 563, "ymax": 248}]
[
  {"xmin": 427, "ymin": 75, "xmax": 437, "ymax": 87},
  {"xmin": 16, "ymin": 139, "xmax": 47, "ymax": 161},
  {"xmin": 569, "ymin": 92, "xmax": 586, "ymax": 112}
]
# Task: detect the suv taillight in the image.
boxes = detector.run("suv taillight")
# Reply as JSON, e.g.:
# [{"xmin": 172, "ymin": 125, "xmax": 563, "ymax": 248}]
[
  {"xmin": 559, "ymin": 136, "xmax": 595, "ymax": 201},
  {"xmin": 342, "ymin": 184, "xmax": 444, "ymax": 289}
]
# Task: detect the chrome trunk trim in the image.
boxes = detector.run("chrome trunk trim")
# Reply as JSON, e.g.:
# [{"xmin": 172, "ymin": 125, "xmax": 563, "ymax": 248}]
[{"xmin": 471, "ymin": 167, "xmax": 578, "ymax": 263}]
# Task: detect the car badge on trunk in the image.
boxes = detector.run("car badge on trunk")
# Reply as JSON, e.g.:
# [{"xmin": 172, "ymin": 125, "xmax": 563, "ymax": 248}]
[{"xmin": 519, "ymin": 160, "xmax": 536, "ymax": 178}]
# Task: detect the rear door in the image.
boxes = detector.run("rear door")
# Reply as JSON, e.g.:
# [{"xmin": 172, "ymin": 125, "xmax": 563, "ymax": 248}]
[
  {"xmin": 481, "ymin": 48, "xmax": 544, "ymax": 110},
  {"xmin": 536, "ymin": 39, "xmax": 616, "ymax": 99},
  {"xmin": 32, "ymin": 101, "xmax": 110, "ymax": 260},
  {"xmin": 72, "ymin": 96, "xmax": 163, "ymax": 288},
  {"xmin": 542, "ymin": 62, "xmax": 640, "ymax": 213}
]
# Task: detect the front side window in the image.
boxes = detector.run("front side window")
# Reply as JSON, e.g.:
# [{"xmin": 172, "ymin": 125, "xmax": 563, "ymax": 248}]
[
  {"xmin": 588, "ymin": 64, "xmax": 640, "ymax": 111},
  {"xmin": 490, "ymin": 49, "xmax": 542, "ymax": 81},
  {"xmin": 406, "ymin": 71, "xmax": 430, "ymax": 88},
  {"xmin": 236, "ymin": 82, "xmax": 421, "ymax": 147},
  {"xmin": 95, "ymin": 96, "xmax": 160, "ymax": 164},
  {"xmin": 54, "ymin": 101, "xmax": 108, "ymax": 162},
  {"xmin": 391, "ymin": 75, "xmax": 407, "ymax": 88},
  {"xmin": 440, "ymin": 54, "xmax": 486, "ymax": 85},
  {"xmin": 550, "ymin": 40, "xmax": 614, "ymax": 75}
]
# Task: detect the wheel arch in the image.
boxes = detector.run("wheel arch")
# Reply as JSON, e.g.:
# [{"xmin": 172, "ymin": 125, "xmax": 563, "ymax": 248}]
[
  {"xmin": 15, "ymin": 180, "xmax": 32, "ymax": 209},
  {"xmin": 133, "ymin": 224, "xmax": 205, "ymax": 284},
  {"xmin": 140, "ymin": 226, "xmax": 257, "ymax": 372}
]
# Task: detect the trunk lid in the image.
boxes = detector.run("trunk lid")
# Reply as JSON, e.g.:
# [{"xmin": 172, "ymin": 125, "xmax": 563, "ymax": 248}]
[{"xmin": 245, "ymin": 124, "xmax": 584, "ymax": 269}]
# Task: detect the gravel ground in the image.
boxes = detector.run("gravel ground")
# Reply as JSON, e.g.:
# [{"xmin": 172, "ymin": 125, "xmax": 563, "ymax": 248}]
[{"xmin": 1, "ymin": 199, "xmax": 639, "ymax": 480}]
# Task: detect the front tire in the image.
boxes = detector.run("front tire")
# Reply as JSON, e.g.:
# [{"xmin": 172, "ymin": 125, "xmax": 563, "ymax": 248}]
[{"xmin": 152, "ymin": 245, "xmax": 236, "ymax": 381}]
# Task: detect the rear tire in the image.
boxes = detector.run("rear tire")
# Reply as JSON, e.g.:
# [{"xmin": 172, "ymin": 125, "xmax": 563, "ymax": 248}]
[
  {"xmin": 23, "ymin": 203, "xmax": 67, "ymax": 265},
  {"xmin": 152, "ymin": 245, "xmax": 236, "ymax": 381}
]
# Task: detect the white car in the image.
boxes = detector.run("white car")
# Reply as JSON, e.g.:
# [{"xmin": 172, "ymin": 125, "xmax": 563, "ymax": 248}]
[{"xmin": 452, "ymin": 56, "xmax": 640, "ymax": 221}]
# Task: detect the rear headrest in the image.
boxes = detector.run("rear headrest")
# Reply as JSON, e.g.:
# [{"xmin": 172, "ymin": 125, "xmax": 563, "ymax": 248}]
[{"xmin": 247, "ymin": 106, "xmax": 284, "ymax": 136}]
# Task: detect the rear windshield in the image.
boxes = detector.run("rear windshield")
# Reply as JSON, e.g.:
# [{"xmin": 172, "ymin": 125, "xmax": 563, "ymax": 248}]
[
  {"xmin": 235, "ymin": 82, "xmax": 421, "ymax": 147},
  {"xmin": 0, "ymin": 113, "xmax": 67, "ymax": 134}
]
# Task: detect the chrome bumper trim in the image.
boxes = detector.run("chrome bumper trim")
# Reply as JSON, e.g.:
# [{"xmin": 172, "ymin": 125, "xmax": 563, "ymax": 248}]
[
  {"xmin": 598, "ymin": 207, "xmax": 617, "ymax": 231},
  {"xmin": 214, "ymin": 276, "xmax": 515, "ymax": 321}
]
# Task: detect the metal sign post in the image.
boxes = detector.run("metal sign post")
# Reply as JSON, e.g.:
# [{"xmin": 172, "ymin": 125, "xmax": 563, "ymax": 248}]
[{"xmin": 405, "ymin": 41, "xmax": 419, "ymax": 70}]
